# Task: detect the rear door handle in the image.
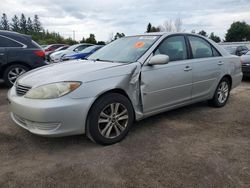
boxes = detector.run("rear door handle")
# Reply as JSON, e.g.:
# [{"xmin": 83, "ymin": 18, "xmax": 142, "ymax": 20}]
[
  {"xmin": 184, "ymin": 66, "xmax": 192, "ymax": 72},
  {"xmin": 218, "ymin": 61, "xmax": 224, "ymax": 65}
]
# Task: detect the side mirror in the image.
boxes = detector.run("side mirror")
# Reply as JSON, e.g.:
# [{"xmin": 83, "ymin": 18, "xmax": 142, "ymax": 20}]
[{"xmin": 148, "ymin": 54, "xmax": 169, "ymax": 65}]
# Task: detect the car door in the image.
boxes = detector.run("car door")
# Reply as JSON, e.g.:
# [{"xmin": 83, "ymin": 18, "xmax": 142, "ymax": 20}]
[
  {"xmin": 140, "ymin": 35, "xmax": 193, "ymax": 114},
  {"xmin": 187, "ymin": 35, "xmax": 224, "ymax": 101}
]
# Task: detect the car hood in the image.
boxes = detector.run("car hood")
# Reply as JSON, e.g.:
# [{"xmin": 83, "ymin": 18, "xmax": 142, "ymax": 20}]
[{"xmin": 17, "ymin": 60, "xmax": 139, "ymax": 87}]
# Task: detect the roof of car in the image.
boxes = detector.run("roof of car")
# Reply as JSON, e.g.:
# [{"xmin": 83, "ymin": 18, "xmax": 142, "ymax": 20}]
[
  {"xmin": 0, "ymin": 30, "xmax": 30, "ymax": 38},
  {"xmin": 129, "ymin": 32, "xmax": 204, "ymax": 38}
]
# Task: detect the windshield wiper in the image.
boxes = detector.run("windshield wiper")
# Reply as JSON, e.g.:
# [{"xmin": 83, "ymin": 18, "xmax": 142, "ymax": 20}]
[{"xmin": 88, "ymin": 58, "xmax": 114, "ymax": 62}]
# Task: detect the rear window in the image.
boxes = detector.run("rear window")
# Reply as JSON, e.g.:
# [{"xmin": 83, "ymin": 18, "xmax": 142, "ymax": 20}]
[
  {"xmin": 188, "ymin": 36, "xmax": 221, "ymax": 58},
  {"xmin": 0, "ymin": 36, "xmax": 24, "ymax": 48}
]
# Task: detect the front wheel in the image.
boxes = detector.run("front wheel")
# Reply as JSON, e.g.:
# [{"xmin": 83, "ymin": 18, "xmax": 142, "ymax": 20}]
[
  {"xmin": 208, "ymin": 77, "xmax": 231, "ymax": 107},
  {"xmin": 86, "ymin": 93, "xmax": 134, "ymax": 145}
]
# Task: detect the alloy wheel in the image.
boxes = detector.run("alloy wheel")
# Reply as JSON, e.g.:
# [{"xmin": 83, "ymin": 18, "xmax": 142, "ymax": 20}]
[
  {"xmin": 217, "ymin": 81, "xmax": 229, "ymax": 104},
  {"xmin": 98, "ymin": 103, "xmax": 129, "ymax": 139},
  {"xmin": 8, "ymin": 67, "xmax": 26, "ymax": 84}
]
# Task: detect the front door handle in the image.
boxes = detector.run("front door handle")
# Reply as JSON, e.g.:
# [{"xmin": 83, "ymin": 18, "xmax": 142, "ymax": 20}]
[
  {"xmin": 184, "ymin": 66, "xmax": 192, "ymax": 72},
  {"xmin": 0, "ymin": 53, "xmax": 5, "ymax": 56},
  {"xmin": 218, "ymin": 61, "xmax": 224, "ymax": 65}
]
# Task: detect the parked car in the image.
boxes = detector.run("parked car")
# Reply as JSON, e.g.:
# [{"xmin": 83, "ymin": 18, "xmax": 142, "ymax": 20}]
[
  {"xmin": 222, "ymin": 45, "xmax": 248, "ymax": 56},
  {"xmin": 46, "ymin": 45, "xmax": 69, "ymax": 62},
  {"xmin": 0, "ymin": 30, "xmax": 46, "ymax": 86},
  {"xmin": 61, "ymin": 45, "xmax": 103, "ymax": 61},
  {"xmin": 240, "ymin": 51, "xmax": 250, "ymax": 77},
  {"xmin": 8, "ymin": 33, "xmax": 242, "ymax": 145},
  {"xmin": 50, "ymin": 43, "xmax": 93, "ymax": 63},
  {"xmin": 44, "ymin": 44, "xmax": 66, "ymax": 57}
]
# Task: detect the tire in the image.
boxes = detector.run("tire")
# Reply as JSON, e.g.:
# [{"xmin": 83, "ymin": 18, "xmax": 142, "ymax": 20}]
[
  {"xmin": 3, "ymin": 64, "xmax": 29, "ymax": 87},
  {"xmin": 208, "ymin": 77, "xmax": 231, "ymax": 107},
  {"xmin": 86, "ymin": 93, "xmax": 134, "ymax": 145}
]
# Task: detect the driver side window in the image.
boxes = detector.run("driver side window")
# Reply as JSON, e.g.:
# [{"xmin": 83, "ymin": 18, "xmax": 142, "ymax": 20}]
[{"xmin": 154, "ymin": 36, "xmax": 187, "ymax": 61}]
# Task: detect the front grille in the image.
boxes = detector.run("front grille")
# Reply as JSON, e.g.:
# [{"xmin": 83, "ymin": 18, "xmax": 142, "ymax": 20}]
[{"xmin": 16, "ymin": 84, "xmax": 32, "ymax": 96}]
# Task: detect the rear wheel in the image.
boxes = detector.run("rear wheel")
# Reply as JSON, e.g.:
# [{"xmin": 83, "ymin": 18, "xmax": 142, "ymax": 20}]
[
  {"xmin": 209, "ymin": 77, "xmax": 231, "ymax": 107},
  {"xmin": 86, "ymin": 93, "xmax": 134, "ymax": 145},
  {"xmin": 3, "ymin": 64, "xmax": 29, "ymax": 87}
]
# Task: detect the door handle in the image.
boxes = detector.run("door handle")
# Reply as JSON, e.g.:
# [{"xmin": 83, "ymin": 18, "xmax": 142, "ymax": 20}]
[
  {"xmin": 184, "ymin": 66, "xmax": 192, "ymax": 71},
  {"xmin": 218, "ymin": 61, "xmax": 224, "ymax": 65},
  {"xmin": 0, "ymin": 53, "xmax": 4, "ymax": 56}
]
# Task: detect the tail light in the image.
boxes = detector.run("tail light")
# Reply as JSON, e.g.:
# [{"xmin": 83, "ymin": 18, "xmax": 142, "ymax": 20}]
[{"xmin": 34, "ymin": 50, "xmax": 45, "ymax": 59}]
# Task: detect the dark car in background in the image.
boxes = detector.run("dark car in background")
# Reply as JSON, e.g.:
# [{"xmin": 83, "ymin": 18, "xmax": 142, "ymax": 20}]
[
  {"xmin": 222, "ymin": 45, "xmax": 249, "ymax": 56},
  {"xmin": 0, "ymin": 30, "xmax": 46, "ymax": 86},
  {"xmin": 240, "ymin": 51, "xmax": 250, "ymax": 77},
  {"xmin": 61, "ymin": 45, "xmax": 103, "ymax": 61}
]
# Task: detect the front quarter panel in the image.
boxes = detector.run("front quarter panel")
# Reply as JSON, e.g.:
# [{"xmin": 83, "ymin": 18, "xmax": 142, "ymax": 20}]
[{"xmin": 68, "ymin": 62, "xmax": 143, "ymax": 119}]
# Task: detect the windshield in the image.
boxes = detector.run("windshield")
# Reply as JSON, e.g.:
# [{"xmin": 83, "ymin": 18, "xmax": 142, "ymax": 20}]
[
  {"xmin": 80, "ymin": 46, "xmax": 99, "ymax": 53},
  {"xmin": 88, "ymin": 36, "xmax": 159, "ymax": 63},
  {"xmin": 67, "ymin": 44, "xmax": 80, "ymax": 51},
  {"xmin": 246, "ymin": 51, "xmax": 250, "ymax": 55}
]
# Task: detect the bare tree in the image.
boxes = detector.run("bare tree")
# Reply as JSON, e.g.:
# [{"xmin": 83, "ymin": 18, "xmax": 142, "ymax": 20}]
[
  {"xmin": 174, "ymin": 17, "xmax": 183, "ymax": 32},
  {"xmin": 160, "ymin": 17, "xmax": 183, "ymax": 32},
  {"xmin": 161, "ymin": 19, "xmax": 174, "ymax": 32}
]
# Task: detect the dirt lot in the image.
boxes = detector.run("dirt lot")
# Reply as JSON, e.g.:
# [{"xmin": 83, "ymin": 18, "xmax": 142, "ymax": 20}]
[{"xmin": 0, "ymin": 80, "xmax": 249, "ymax": 188}]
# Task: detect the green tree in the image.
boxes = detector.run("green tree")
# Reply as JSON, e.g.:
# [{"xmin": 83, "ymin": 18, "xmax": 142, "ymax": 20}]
[
  {"xmin": 33, "ymin": 15, "xmax": 42, "ymax": 33},
  {"xmin": 0, "ymin": 13, "xmax": 10, "ymax": 30},
  {"xmin": 198, "ymin": 30, "xmax": 208, "ymax": 37},
  {"xmin": 27, "ymin": 17, "xmax": 33, "ymax": 34},
  {"xmin": 19, "ymin": 13, "xmax": 27, "ymax": 33},
  {"xmin": 146, "ymin": 23, "xmax": 152, "ymax": 33},
  {"xmin": 209, "ymin": 32, "xmax": 221, "ymax": 43},
  {"xmin": 146, "ymin": 23, "xmax": 160, "ymax": 32},
  {"xmin": 225, "ymin": 21, "xmax": 250, "ymax": 42},
  {"xmin": 114, "ymin": 32, "xmax": 125, "ymax": 40},
  {"xmin": 85, "ymin": 34, "xmax": 97, "ymax": 44},
  {"xmin": 97, "ymin": 41, "xmax": 106, "ymax": 45},
  {"xmin": 11, "ymin": 15, "xmax": 20, "ymax": 32},
  {"xmin": 80, "ymin": 37, "xmax": 86, "ymax": 43}
]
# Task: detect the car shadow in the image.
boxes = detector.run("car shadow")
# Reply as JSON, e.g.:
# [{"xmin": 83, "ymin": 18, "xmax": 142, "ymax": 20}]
[
  {"xmin": 19, "ymin": 101, "xmax": 208, "ymax": 151},
  {"xmin": 242, "ymin": 76, "xmax": 250, "ymax": 82}
]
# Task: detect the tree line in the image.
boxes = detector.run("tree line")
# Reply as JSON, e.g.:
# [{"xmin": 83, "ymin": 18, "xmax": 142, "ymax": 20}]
[
  {"xmin": 146, "ymin": 19, "xmax": 250, "ymax": 43},
  {"xmin": 0, "ymin": 13, "xmax": 107, "ymax": 45},
  {"xmin": 1, "ymin": 13, "xmax": 250, "ymax": 45}
]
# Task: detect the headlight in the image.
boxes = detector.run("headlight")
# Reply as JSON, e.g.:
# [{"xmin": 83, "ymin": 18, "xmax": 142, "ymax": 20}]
[{"xmin": 25, "ymin": 82, "xmax": 81, "ymax": 99}]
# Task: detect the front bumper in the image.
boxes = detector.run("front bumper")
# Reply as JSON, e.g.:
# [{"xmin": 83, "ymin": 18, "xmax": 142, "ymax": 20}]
[
  {"xmin": 8, "ymin": 87, "xmax": 94, "ymax": 137},
  {"xmin": 242, "ymin": 64, "xmax": 250, "ymax": 77}
]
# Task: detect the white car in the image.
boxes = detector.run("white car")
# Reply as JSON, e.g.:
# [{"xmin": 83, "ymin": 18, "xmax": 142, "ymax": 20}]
[{"xmin": 50, "ymin": 43, "xmax": 93, "ymax": 63}]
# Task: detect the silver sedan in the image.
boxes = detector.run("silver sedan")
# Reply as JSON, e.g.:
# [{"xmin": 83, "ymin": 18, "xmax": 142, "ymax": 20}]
[{"xmin": 8, "ymin": 33, "xmax": 242, "ymax": 145}]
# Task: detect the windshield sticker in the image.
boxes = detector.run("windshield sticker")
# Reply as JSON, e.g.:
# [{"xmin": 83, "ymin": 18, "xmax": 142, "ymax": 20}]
[
  {"xmin": 134, "ymin": 41, "xmax": 145, "ymax": 48},
  {"xmin": 139, "ymin": 36, "xmax": 157, "ymax": 40}
]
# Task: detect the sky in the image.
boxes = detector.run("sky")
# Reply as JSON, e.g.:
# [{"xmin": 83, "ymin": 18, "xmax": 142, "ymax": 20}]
[{"xmin": 1, "ymin": 0, "xmax": 250, "ymax": 41}]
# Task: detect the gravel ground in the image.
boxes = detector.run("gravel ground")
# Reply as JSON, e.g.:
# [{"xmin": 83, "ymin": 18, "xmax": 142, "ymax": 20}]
[{"xmin": 0, "ymin": 79, "xmax": 249, "ymax": 188}]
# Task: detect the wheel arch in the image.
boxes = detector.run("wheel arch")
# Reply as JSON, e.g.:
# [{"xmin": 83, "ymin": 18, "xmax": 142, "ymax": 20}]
[
  {"xmin": 222, "ymin": 74, "xmax": 232, "ymax": 89},
  {"xmin": 85, "ymin": 88, "xmax": 136, "ymax": 133},
  {"xmin": 0, "ymin": 61, "xmax": 31, "ymax": 78}
]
